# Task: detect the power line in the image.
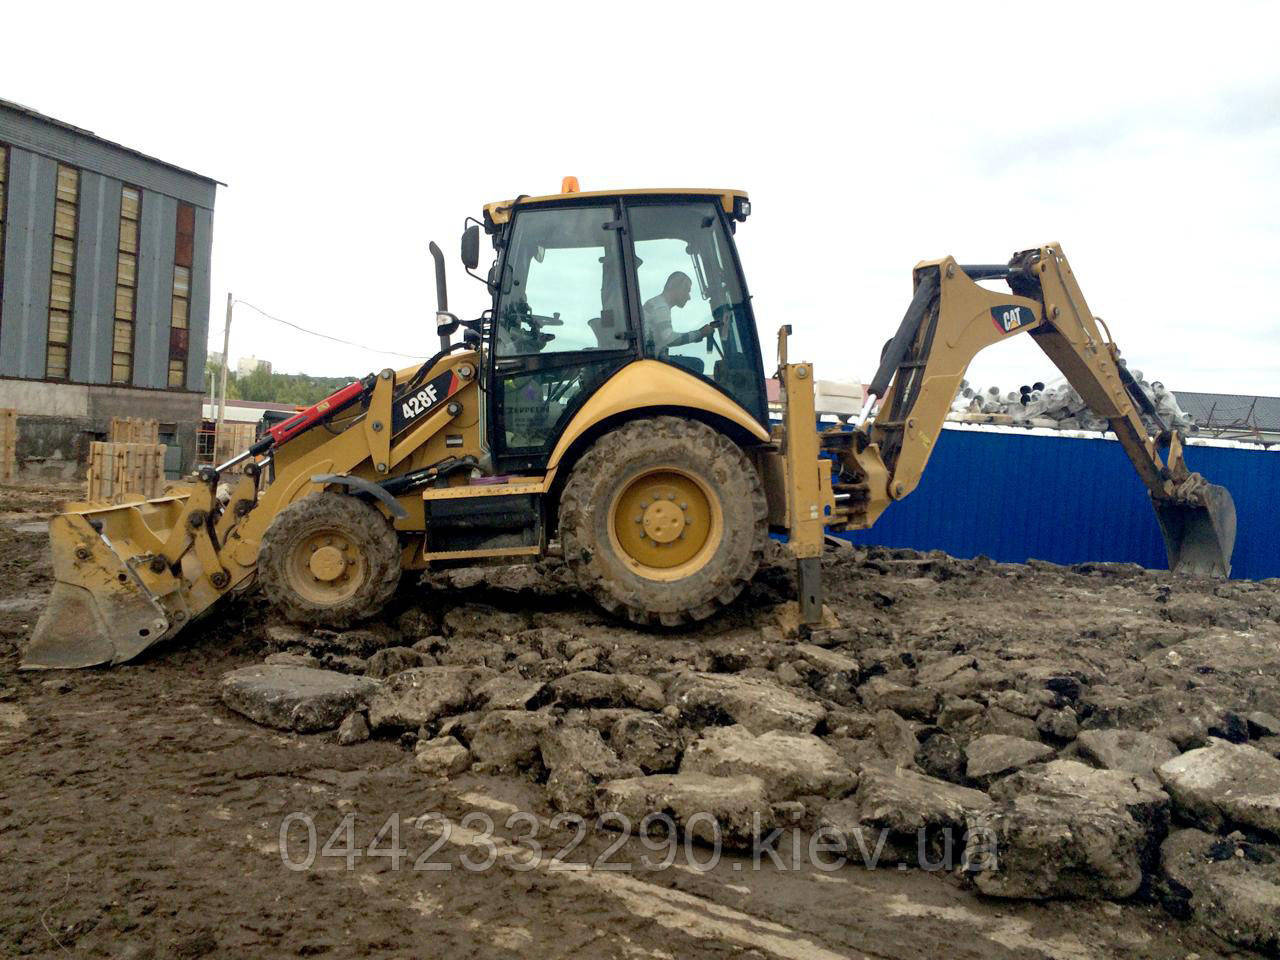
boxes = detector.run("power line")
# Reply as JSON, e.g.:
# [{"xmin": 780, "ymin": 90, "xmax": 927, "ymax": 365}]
[{"xmin": 232, "ymin": 299, "xmax": 430, "ymax": 360}]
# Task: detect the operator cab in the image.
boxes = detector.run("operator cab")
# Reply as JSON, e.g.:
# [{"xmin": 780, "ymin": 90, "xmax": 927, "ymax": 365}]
[{"xmin": 475, "ymin": 186, "xmax": 767, "ymax": 472}]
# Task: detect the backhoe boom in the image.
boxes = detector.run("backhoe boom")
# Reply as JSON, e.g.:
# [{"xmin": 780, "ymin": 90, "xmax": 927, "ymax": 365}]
[{"xmin": 825, "ymin": 244, "xmax": 1236, "ymax": 577}]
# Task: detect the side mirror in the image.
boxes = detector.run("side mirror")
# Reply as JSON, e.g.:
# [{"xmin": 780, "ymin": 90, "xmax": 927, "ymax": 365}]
[{"xmin": 461, "ymin": 224, "xmax": 480, "ymax": 272}]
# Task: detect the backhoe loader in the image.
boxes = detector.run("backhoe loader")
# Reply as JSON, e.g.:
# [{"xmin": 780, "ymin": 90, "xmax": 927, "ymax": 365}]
[{"xmin": 22, "ymin": 182, "xmax": 1237, "ymax": 669}]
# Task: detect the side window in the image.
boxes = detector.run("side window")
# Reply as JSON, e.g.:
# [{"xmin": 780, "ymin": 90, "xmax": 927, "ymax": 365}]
[
  {"xmin": 491, "ymin": 205, "xmax": 635, "ymax": 462},
  {"xmin": 628, "ymin": 202, "xmax": 766, "ymax": 423},
  {"xmin": 496, "ymin": 206, "xmax": 630, "ymax": 356}
]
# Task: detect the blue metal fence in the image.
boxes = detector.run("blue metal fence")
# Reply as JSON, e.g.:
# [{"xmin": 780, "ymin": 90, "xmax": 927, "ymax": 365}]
[{"xmin": 834, "ymin": 427, "xmax": 1279, "ymax": 580}]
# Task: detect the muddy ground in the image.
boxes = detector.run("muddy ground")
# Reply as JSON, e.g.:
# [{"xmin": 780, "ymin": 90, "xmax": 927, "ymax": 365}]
[{"xmin": 1, "ymin": 478, "xmax": 1278, "ymax": 959}]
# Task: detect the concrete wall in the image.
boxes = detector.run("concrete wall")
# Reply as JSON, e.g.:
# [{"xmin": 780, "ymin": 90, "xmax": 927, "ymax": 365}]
[{"xmin": 0, "ymin": 377, "xmax": 199, "ymax": 479}]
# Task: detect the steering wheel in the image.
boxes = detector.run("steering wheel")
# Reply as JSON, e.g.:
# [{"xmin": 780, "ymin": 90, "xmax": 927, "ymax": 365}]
[{"xmin": 525, "ymin": 312, "xmax": 564, "ymax": 330}]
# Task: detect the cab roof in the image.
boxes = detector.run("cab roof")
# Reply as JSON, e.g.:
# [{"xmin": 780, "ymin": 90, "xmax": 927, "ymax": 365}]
[{"xmin": 483, "ymin": 187, "xmax": 748, "ymax": 225}]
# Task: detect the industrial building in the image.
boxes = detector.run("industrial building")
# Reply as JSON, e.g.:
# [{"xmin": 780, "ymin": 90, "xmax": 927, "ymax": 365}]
[{"xmin": 0, "ymin": 99, "xmax": 217, "ymax": 476}]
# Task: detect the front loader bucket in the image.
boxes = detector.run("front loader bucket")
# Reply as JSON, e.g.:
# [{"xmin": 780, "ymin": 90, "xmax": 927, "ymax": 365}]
[
  {"xmin": 1154, "ymin": 483, "xmax": 1237, "ymax": 578},
  {"xmin": 22, "ymin": 503, "xmax": 187, "ymax": 669}
]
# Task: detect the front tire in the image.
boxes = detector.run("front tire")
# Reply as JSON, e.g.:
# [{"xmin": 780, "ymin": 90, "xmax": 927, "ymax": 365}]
[
  {"xmin": 258, "ymin": 492, "xmax": 401, "ymax": 627},
  {"xmin": 559, "ymin": 417, "xmax": 767, "ymax": 625}
]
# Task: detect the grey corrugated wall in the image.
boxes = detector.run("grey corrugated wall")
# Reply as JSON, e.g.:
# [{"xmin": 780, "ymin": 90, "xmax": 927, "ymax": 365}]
[
  {"xmin": 0, "ymin": 147, "xmax": 56, "ymax": 378},
  {"xmin": 186, "ymin": 205, "xmax": 213, "ymax": 393},
  {"xmin": 0, "ymin": 106, "xmax": 215, "ymax": 211},
  {"xmin": 69, "ymin": 171, "xmax": 122, "ymax": 384},
  {"xmin": 132, "ymin": 191, "xmax": 176, "ymax": 389}
]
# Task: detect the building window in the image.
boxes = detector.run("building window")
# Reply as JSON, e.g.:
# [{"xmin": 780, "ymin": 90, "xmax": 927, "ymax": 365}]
[
  {"xmin": 46, "ymin": 163, "xmax": 79, "ymax": 380},
  {"xmin": 0, "ymin": 144, "xmax": 8, "ymax": 331},
  {"xmin": 168, "ymin": 202, "xmax": 194, "ymax": 387},
  {"xmin": 112, "ymin": 186, "xmax": 141, "ymax": 384}
]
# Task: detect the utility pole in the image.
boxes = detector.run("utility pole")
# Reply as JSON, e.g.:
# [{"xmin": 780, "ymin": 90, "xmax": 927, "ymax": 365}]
[{"xmin": 216, "ymin": 293, "xmax": 232, "ymax": 452}]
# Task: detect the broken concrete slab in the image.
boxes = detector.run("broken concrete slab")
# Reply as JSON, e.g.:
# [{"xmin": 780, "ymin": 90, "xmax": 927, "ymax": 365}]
[
  {"xmin": 610, "ymin": 713, "xmax": 683, "ymax": 774},
  {"xmin": 992, "ymin": 759, "xmax": 1169, "ymax": 826},
  {"xmin": 538, "ymin": 724, "xmax": 639, "ymax": 781},
  {"xmin": 1156, "ymin": 739, "xmax": 1280, "ymax": 839},
  {"xmin": 680, "ymin": 725, "xmax": 856, "ymax": 801},
  {"xmin": 546, "ymin": 763, "xmax": 598, "ymax": 816},
  {"xmin": 220, "ymin": 665, "xmax": 379, "ymax": 734},
  {"xmin": 820, "ymin": 762, "xmax": 991, "ymax": 864},
  {"xmin": 474, "ymin": 673, "xmax": 548, "ymax": 711},
  {"xmin": 365, "ymin": 646, "xmax": 426, "ymax": 679},
  {"xmin": 965, "ymin": 793, "xmax": 1146, "ymax": 899},
  {"xmin": 596, "ymin": 772, "xmax": 772, "ymax": 849},
  {"xmin": 974, "ymin": 706, "xmax": 1042, "ymax": 742},
  {"xmin": 548, "ymin": 671, "xmax": 664, "ymax": 710},
  {"xmin": 858, "ymin": 676, "xmax": 938, "ymax": 721},
  {"xmin": 871, "ymin": 708, "xmax": 919, "ymax": 767},
  {"xmin": 1160, "ymin": 828, "xmax": 1280, "ymax": 954},
  {"xmin": 917, "ymin": 654, "xmax": 977, "ymax": 686},
  {"xmin": 668, "ymin": 672, "xmax": 826, "ymax": 735},
  {"xmin": 1035, "ymin": 707, "xmax": 1079, "ymax": 741},
  {"xmin": 1076, "ymin": 728, "xmax": 1179, "ymax": 783},
  {"xmin": 965, "ymin": 734, "xmax": 1055, "ymax": 782},
  {"xmin": 915, "ymin": 731, "xmax": 966, "ymax": 783},
  {"xmin": 990, "ymin": 759, "xmax": 1171, "ymax": 873},
  {"xmin": 337, "ymin": 712, "xmax": 370, "ymax": 745},
  {"xmin": 791, "ymin": 644, "xmax": 861, "ymax": 705},
  {"xmin": 262, "ymin": 652, "xmax": 321, "ymax": 669},
  {"xmin": 414, "ymin": 736, "xmax": 471, "ymax": 778},
  {"xmin": 441, "ymin": 603, "xmax": 529, "ymax": 638},
  {"xmin": 468, "ymin": 709, "xmax": 553, "ymax": 772},
  {"xmin": 366, "ymin": 666, "xmax": 494, "ymax": 731}
]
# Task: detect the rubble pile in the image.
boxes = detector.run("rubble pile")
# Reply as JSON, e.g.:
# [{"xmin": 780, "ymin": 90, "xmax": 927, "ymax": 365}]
[
  {"xmin": 219, "ymin": 548, "xmax": 1280, "ymax": 953},
  {"xmin": 951, "ymin": 361, "xmax": 1198, "ymax": 434}
]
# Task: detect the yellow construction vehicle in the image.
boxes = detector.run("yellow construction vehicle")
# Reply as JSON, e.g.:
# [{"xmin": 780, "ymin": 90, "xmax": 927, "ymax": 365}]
[{"xmin": 22, "ymin": 182, "xmax": 1237, "ymax": 669}]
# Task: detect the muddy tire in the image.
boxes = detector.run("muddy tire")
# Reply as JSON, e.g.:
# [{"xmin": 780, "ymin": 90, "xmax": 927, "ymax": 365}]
[
  {"xmin": 258, "ymin": 492, "xmax": 401, "ymax": 627},
  {"xmin": 559, "ymin": 416, "xmax": 767, "ymax": 626}
]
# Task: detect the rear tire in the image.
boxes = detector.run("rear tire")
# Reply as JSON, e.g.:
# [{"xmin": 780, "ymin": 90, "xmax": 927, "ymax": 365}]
[
  {"xmin": 559, "ymin": 417, "xmax": 767, "ymax": 626},
  {"xmin": 258, "ymin": 492, "xmax": 401, "ymax": 627}
]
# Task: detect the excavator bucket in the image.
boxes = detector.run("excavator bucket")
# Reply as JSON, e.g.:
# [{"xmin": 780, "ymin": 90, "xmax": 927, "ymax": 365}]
[
  {"xmin": 22, "ymin": 497, "xmax": 191, "ymax": 669},
  {"xmin": 1153, "ymin": 483, "xmax": 1237, "ymax": 578}
]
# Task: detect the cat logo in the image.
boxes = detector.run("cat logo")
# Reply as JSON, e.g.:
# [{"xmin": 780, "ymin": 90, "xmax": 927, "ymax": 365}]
[{"xmin": 991, "ymin": 305, "xmax": 1033, "ymax": 334}]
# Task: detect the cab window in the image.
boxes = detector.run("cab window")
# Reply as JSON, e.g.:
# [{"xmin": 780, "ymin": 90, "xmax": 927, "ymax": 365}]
[
  {"xmin": 490, "ymin": 204, "xmax": 635, "ymax": 463},
  {"xmin": 628, "ymin": 202, "xmax": 767, "ymax": 424},
  {"xmin": 495, "ymin": 206, "xmax": 630, "ymax": 356}
]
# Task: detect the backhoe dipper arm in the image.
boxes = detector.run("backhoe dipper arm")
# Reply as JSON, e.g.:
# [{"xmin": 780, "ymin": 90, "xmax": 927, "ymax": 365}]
[{"xmin": 832, "ymin": 244, "xmax": 1235, "ymax": 577}]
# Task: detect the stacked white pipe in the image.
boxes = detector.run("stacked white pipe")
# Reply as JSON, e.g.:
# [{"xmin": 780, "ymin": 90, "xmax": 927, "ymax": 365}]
[{"xmin": 949, "ymin": 360, "xmax": 1197, "ymax": 436}]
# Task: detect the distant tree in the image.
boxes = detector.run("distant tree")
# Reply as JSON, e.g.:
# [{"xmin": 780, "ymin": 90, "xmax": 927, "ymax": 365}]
[{"xmin": 205, "ymin": 363, "xmax": 358, "ymax": 406}]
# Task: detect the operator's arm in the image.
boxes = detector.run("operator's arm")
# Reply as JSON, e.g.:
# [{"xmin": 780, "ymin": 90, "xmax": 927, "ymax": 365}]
[{"xmin": 667, "ymin": 323, "xmax": 714, "ymax": 348}]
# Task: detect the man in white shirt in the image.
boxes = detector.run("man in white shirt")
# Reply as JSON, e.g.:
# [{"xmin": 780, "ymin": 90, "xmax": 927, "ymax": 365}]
[{"xmin": 642, "ymin": 272, "xmax": 717, "ymax": 354}]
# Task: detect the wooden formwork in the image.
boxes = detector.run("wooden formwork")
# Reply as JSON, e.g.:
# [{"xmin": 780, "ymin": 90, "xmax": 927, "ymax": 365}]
[
  {"xmin": 0, "ymin": 409, "xmax": 16, "ymax": 482},
  {"xmin": 213, "ymin": 422, "xmax": 258, "ymax": 471},
  {"xmin": 86, "ymin": 442, "xmax": 167, "ymax": 502},
  {"xmin": 109, "ymin": 416, "xmax": 159, "ymax": 444}
]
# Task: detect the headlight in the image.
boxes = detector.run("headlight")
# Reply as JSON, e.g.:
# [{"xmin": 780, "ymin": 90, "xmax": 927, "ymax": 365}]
[{"xmin": 733, "ymin": 197, "xmax": 751, "ymax": 222}]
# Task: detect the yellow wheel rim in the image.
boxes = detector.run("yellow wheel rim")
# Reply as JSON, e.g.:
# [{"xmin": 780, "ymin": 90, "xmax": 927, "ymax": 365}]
[
  {"xmin": 607, "ymin": 466, "xmax": 722, "ymax": 582},
  {"xmin": 287, "ymin": 531, "xmax": 368, "ymax": 605}
]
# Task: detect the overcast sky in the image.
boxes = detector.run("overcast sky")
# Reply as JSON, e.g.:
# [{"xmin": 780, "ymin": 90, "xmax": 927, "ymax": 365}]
[{"xmin": 4, "ymin": 1, "xmax": 1277, "ymax": 395}]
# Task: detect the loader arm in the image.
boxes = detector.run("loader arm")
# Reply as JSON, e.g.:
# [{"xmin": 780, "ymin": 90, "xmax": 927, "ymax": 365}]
[{"xmin": 825, "ymin": 244, "xmax": 1235, "ymax": 577}]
